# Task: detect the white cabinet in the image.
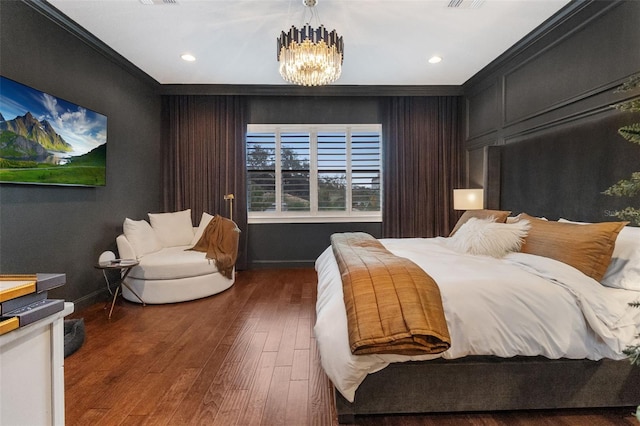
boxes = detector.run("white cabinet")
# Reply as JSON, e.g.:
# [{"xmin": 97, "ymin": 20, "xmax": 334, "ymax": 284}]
[{"xmin": 0, "ymin": 302, "xmax": 74, "ymax": 426}]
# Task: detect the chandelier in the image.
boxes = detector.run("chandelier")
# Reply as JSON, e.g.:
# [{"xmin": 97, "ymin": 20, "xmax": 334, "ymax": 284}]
[{"xmin": 276, "ymin": 0, "xmax": 344, "ymax": 86}]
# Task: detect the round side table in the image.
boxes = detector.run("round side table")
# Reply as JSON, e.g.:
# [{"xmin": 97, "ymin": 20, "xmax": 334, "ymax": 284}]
[{"xmin": 94, "ymin": 259, "xmax": 145, "ymax": 319}]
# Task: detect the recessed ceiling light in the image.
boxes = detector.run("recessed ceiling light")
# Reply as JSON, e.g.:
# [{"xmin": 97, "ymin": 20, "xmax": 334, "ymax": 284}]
[
  {"xmin": 181, "ymin": 54, "xmax": 196, "ymax": 62},
  {"xmin": 428, "ymin": 56, "xmax": 442, "ymax": 64}
]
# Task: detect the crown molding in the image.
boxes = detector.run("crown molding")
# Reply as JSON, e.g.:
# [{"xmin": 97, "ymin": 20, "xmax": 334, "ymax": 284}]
[
  {"xmin": 463, "ymin": 0, "xmax": 621, "ymax": 90},
  {"xmin": 159, "ymin": 84, "xmax": 464, "ymax": 97},
  {"xmin": 23, "ymin": 1, "xmax": 463, "ymax": 97},
  {"xmin": 24, "ymin": 0, "xmax": 161, "ymax": 88}
]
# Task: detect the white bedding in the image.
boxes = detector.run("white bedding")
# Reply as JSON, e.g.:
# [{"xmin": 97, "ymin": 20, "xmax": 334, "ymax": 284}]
[{"xmin": 314, "ymin": 237, "xmax": 640, "ymax": 402}]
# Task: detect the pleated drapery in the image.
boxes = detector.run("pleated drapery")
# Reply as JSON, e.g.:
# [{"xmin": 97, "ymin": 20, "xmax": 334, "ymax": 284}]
[
  {"xmin": 162, "ymin": 94, "xmax": 463, "ymax": 266},
  {"xmin": 381, "ymin": 96, "xmax": 463, "ymax": 238},
  {"xmin": 162, "ymin": 95, "xmax": 248, "ymax": 269}
]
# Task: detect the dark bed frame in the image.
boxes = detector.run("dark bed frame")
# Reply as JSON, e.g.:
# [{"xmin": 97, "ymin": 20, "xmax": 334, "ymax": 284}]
[
  {"xmin": 335, "ymin": 357, "xmax": 640, "ymax": 423},
  {"xmin": 334, "ymin": 125, "xmax": 640, "ymax": 422}
]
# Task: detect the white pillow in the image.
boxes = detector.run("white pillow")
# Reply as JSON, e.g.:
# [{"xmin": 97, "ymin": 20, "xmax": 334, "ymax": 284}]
[
  {"xmin": 601, "ymin": 226, "xmax": 640, "ymax": 290},
  {"xmin": 122, "ymin": 218, "xmax": 162, "ymax": 258},
  {"xmin": 148, "ymin": 209, "xmax": 194, "ymax": 248},
  {"xmin": 448, "ymin": 217, "xmax": 531, "ymax": 258},
  {"xmin": 558, "ymin": 219, "xmax": 640, "ymax": 290},
  {"xmin": 190, "ymin": 212, "xmax": 215, "ymax": 247}
]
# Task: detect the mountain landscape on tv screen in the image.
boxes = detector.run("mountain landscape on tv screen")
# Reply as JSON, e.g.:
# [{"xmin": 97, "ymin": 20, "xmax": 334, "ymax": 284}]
[
  {"xmin": 0, "ymin": 112, "xmax": 72, "ymax": 154},
  {"xmin": 0, "ymin": 77, "xmax": 107, "ymax": 186},
  {"xmin": 0, "ymin": 112, "xmax": 107, "ymax": 186}
]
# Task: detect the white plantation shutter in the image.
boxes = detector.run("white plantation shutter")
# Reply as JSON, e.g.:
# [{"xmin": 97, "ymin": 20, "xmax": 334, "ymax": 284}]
[
  {"xmin": 317, "ymin": 132, "xmax": 346, "ymax": 211},
  {"xmin": 247, "ymin": 124, "xmax": 382, "ymax": 222},
  {"xmin": 246, "ymin": 132, "xmax": 276, "ymax": 212},
  {"xmin": 281, "ymin": 132, "xmax": 310, "ymax": 212},
  {"xmin": 351, "ymin": 131, "xmax": 382, "ymax": 212}
]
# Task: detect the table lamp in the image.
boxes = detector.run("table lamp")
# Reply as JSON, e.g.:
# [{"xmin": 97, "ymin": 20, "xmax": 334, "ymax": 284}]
[{"xmin": 453, "ymin": 189, "xmax": 484, "ymax": 210}]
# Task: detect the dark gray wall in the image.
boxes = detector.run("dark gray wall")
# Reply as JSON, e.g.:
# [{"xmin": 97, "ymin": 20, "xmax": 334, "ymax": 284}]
[
  {"xmin": 5, "ymin": 0, "xmax": 634, "ymax": 294},
  {"xmin": 463, "ymin": 0, "xmax": 640, "ymax": 212},
  {"xmin": 0, "ymin": 1, "xmax": 162, "ymax": 308},
  {"xmin": 247, "ymin": 96, "xmax": 383, "ymax": 267}
]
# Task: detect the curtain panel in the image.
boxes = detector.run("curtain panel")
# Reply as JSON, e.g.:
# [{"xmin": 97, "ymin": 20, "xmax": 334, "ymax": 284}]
[
  {"xmin": 381, "ymin": 96, "xmax": 463, "ymax": 238},
  {"xmin": 162, "ymin": 95, "xmax": 248, "ymax": 269}
]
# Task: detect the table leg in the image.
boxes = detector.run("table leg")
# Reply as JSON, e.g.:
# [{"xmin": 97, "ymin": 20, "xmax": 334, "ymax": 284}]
[
  {"xmin": 121, "ymin": 281, "xmax": 146, "ymax": 306},
  {"xmin": 108, "ymin": 285, "xmax": 119, "ymax": 320}
]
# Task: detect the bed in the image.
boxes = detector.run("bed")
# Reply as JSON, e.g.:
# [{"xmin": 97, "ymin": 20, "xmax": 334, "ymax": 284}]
[{"xmin": 314, "ymin": 213, "xmax": 640, "ymax": 423}]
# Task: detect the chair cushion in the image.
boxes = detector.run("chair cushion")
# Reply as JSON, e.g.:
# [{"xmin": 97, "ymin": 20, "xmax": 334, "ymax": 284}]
[{"xmin": 128, "ymin": 246, "xmax": 220, "ymax": 280}]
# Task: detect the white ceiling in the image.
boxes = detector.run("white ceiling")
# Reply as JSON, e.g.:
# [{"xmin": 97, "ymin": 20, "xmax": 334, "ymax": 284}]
[{"xmin": 48, "ymin": 0, "xmax": 572, "ymax": 86}]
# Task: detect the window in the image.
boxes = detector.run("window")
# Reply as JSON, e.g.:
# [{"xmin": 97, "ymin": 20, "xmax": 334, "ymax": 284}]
[{"xmin": 247, "ymin": 124, "xmax": 382, "ymax": 223}]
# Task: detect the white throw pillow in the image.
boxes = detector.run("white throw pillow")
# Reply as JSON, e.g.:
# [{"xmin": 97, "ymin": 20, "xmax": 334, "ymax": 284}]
[
  {"xmin": 123, "ymin": 218, "xmax": 162, "ymax": 258},
  {"xmin": 148, "ymin": 209, "xmax": 194, "ymax": 248},
  {"xmin": 448, "ymin": 217, "xmax": 531, "ymax": 258},
  {"xmin": 190, "ymin": 212, "xmax": 215, "ymax": 247},
  {"xmin": 601, "ymin": 225, "xmax": 640, "ymax": 290}
]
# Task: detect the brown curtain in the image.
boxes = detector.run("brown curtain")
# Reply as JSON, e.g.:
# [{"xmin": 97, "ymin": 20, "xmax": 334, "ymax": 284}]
[
  {"xmin": 381, "ymin": 96, "xmax": 463, "ymax": 238},
  {"xmin": 162, "ymin": 95, "xmax": 248, "ymax": 269}
]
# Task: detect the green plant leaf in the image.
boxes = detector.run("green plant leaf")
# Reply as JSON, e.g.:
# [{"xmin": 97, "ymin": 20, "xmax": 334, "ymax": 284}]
[
  {"xmin": 613, "ymin": 98, "xmax": 640, "ymax": 113},
  {"xmin": 602, "ymin": 172, "xmax": 640, "ymax": 197},
  {"xmin": 614, "ymin": 74, "xmax": 640, "ymax": 93},
  {"xmin": 619, "ymin": 123, "xmax": 640, "ymax": 144},
  {"xmin": 614, "ymin": 207, "xmax": 640, "ymax": 226}
]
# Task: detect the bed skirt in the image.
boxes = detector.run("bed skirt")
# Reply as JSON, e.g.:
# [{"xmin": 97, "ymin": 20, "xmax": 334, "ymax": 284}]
[{"xmin": 335, "ymin": 356, "xmax": 640, "ymax": 423}]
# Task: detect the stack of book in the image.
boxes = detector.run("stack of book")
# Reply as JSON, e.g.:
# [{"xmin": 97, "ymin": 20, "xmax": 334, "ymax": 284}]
[{"xmin": 0, "ymin": 274, "xmax": 66, "ymax": 336}]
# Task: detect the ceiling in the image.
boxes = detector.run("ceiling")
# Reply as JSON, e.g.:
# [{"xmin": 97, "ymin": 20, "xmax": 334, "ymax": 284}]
[{"xmin": 47, "ymin": 0, "xmax": 572, "ymax": 86}]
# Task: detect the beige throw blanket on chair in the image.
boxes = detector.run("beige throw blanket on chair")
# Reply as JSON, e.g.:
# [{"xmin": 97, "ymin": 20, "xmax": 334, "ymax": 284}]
[{"xmin": 189, "ymin": 215, "xmax": 239, "ymax": 279}]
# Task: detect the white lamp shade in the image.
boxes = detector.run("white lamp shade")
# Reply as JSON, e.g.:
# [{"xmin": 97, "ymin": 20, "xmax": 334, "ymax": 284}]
[{"xmin": 453, "ymin": 189, "xmax": 484, "ymax": 210}]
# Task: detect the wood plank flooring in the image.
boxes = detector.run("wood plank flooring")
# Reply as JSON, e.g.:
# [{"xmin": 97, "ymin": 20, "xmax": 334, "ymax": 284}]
[{"xmin": 65, "ymin": 268, "xmax": 638, "ymax": 425}]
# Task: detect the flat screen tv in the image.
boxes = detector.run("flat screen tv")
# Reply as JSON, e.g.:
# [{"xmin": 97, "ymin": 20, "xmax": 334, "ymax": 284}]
[{"xmin": 0, "ymin": 76, "xmax": 107, "ymax": 186}]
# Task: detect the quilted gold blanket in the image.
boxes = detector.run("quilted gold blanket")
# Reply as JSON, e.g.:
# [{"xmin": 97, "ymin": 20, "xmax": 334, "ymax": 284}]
[{"xmin": 331, "ymin": 232, "xmax": 451, "ymax": 356}]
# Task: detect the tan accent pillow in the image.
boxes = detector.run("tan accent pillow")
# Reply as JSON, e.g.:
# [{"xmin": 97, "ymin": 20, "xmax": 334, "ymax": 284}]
[
  {"xmin": 449, "ymin": 209, "xmax": 511, "ymax": 237},
  {"xmin": 518, "ymin": 213, "xmax": 628, "ymax": 281}
]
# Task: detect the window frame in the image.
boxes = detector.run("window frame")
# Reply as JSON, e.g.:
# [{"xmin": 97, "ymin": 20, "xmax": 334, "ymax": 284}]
[{"xmin": 247, "ymin": 123, "xmax": 383, "ymax": 224}]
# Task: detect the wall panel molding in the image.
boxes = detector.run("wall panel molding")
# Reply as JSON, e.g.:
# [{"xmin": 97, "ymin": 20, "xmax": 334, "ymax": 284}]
[
  {"xmin": 466, "ymin": 80, "xmax": 499, "ymax": 140},
  {"xmin": 463, "ymin": 0, "xmax": 614, "ymax": 90},
  {"xmin": 463, "ymin": 0, "xmax": 640, "ymax": 196},
  {"xmin": 502, "ymin": 1, "xmax": 636, "ymax": 126}
]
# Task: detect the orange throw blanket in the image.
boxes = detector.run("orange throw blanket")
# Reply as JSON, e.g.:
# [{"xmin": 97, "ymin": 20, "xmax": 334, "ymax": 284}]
[
  {"xmin": 331, "ymin": 232, "xmax": 451, "ymax": 356},
  {"xmin": 189, "ymin": 215, "xmax": 239, "ymax": 279}
]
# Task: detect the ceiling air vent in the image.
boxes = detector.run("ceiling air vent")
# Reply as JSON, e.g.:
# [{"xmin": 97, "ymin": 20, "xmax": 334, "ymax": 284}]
[
  {"xmin": 139, "ymin": 0, "xmax": 178, "ymax": 5},
  {"xmin": 447, "ymin": 0, "xmax": 485, "ymax": 9}
]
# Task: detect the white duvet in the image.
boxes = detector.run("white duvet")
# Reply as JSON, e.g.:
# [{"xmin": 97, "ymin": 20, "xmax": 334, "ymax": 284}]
[{"xmin": 314, "ymin": 237, "xmax": 640, "ymax": 402}]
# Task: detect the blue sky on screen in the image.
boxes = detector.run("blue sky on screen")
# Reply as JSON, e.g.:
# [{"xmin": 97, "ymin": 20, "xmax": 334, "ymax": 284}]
[{"xmin": 0, "ymin": 77, "xmax": 106, "ymax": 156}]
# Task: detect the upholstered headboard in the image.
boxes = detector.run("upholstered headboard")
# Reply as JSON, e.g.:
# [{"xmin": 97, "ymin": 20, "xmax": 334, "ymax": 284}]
[{"xmin": 497, "ymin": 113, "xmax": 640, "ymax": 224}]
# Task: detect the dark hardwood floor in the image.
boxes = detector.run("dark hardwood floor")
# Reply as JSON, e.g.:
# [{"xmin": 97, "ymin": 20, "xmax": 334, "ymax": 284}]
[{"xmin": 65, "ymin": 268, "xmax": 638, "ymax": 425}]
